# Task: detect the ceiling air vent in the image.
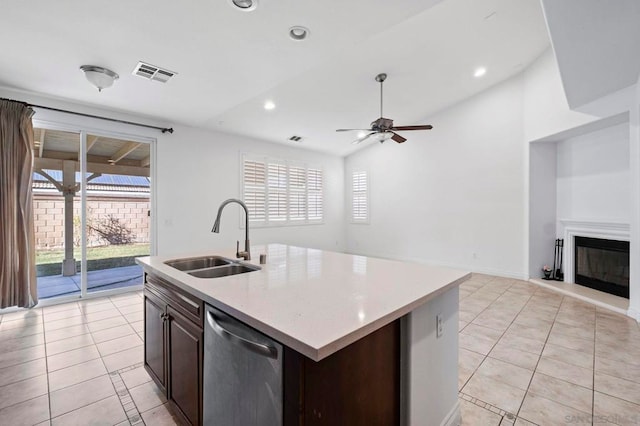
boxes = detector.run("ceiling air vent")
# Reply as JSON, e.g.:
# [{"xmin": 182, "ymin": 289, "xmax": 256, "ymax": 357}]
[
  {"xmin": 289, "ymin": 136, "xmax": 303, "ymax": 142},
  {"xmin": 132, "ymin": 62, "xmax": 177, "ymax": 83}
]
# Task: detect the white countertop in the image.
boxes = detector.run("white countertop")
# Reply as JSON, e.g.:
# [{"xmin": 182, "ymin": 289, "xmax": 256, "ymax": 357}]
[{"xmin": 137, "ymin": 244, "xmax": 470, "ymax": 361}]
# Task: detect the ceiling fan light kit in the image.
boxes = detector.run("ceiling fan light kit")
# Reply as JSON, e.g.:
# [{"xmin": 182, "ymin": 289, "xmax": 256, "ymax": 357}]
[
  {"xmin": 80, "ymin": 65, "xmax": 119, "ymax": 92},
  {"xmin": 337, "ymin": 73, "xmax": 432, "ymax": 145}
]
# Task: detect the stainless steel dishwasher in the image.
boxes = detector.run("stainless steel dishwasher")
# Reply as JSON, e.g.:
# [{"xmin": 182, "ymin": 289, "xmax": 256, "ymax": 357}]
[{"xmin": 204, "ymin": 304, "xmax": 283, "ymax": 426}]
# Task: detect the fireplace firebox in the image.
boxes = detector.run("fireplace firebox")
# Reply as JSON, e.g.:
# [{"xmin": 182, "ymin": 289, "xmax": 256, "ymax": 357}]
[{"xmin": 574, "ymin": 236, "xmax": 630, "ymax": 298}]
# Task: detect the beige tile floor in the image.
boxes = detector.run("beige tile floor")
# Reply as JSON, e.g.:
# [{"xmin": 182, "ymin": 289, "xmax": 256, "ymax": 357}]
[
  {"xmin": 0, "ymin": 291, "xmax": 180, "ymax": 426},
  {"xmin": 0, "ymin": 276, "xmax": 638, "ymax": 425},
  {"xmin": 459, "ymin": 275, "xmax": 640, "ymax": 426}
]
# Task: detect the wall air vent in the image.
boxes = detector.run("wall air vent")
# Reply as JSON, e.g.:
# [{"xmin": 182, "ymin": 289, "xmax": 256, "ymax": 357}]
[
  {"xmin": 289, "ymin": 136, "xmax": 303, "ymax": 142},
  {"xmin": 132, "ymin": 62, "xmax": 177, "ymax": 83}
]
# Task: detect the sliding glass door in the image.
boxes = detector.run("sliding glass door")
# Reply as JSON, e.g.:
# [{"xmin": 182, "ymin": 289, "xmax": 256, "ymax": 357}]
[
  {"xmin": 32, "ymin": 124, "xmax": 154, "ymax": 300},
  {"xmin": 84, "ymin": 134, "xmax": 150, "ymax": 294}
]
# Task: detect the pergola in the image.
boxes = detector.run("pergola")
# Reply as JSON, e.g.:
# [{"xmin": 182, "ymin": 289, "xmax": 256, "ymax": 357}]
[{"xmin": 33, "ymin": 128, "xmax": 151, "ymax": 276}]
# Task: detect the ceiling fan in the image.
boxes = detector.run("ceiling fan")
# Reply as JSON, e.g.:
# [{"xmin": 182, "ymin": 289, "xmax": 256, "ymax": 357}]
[{"xmin": 336, "ymin": 73, "xmax": 433, "ymax": 145}]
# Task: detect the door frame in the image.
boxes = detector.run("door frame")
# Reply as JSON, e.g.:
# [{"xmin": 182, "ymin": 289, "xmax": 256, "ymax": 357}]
[{"xmin": 32, "ymin": 118, "xmax": 157, "ymax": 302}]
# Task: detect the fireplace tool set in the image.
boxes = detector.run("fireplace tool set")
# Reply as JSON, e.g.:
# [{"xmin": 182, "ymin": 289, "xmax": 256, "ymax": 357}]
[{"xmin": 547, "ymin": 238, "xmax": 564, "ymax": 281}]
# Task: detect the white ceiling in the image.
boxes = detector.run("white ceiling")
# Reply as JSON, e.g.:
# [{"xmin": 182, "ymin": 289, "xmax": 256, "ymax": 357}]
[
  {"xmin": 541, "ymin": 0, "xmax": 640, "ymax": 109},
  {"xmin": 0, "ymin": 0, "xmax": 549, "ymax": 156}
]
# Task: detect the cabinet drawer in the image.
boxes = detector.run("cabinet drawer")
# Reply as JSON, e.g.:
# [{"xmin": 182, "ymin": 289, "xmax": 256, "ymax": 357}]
[{"xmin": 145, "ymin": 273, "xmax": 203, "ymax": 327}]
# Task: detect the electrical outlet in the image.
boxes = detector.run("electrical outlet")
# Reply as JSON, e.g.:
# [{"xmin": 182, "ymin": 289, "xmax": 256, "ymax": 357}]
[{"xmin": 436, "ymin": 314, "xmax": 443, "ymax": 338}]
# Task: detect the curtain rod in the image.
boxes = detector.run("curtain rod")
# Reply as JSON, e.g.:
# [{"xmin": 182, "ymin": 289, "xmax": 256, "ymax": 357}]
[{"xmin": 0, "ymin": 97, "xmax": 174, "ymax": 134}]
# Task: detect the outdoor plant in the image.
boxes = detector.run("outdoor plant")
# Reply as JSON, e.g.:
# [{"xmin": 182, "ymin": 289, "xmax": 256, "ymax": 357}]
[{"xmin": 88, "ymin": 214, "xmax": 134, "ymax": 245}]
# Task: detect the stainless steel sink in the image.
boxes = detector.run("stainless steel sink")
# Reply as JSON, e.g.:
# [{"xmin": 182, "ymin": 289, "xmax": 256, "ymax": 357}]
[
  {"xmin": 164, "ymin": 255, "xmax": 260, "ymax": 279},
  {"xmin": 188, "ymin": 264, "xmax": 260, "ymax": 279},
  {"xmin": 165, "ymin": 256, "xmax": 232, "ymax": 271}
]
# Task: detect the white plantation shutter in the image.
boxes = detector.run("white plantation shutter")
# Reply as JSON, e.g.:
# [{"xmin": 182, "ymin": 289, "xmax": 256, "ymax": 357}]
[
  {"xmin": 352, "ymin": 171, "xmax": 368, "ymax": 223},
  {"xmin": 243, "ymin": 160, "xmax": 266, "ymax": 222},
  {"xmin": 268, "ymin": 162, "xmax": 287, "ymax": 222},
  {"xmin": 307, "ymin": 168, "xmax": 323, "ymax": 221},
  {"xmin": 242, "ymin": 155, "xmax": 323, "ymax": 226},
  {"xmin": 288, "ymin": 166, "xmax": 306, "ymax": 221}
]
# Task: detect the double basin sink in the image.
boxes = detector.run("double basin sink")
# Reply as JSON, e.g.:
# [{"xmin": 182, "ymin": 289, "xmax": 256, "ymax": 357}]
[{"xmin": 165, "ymin": 256, "xmax": 260, "ymax": 279}]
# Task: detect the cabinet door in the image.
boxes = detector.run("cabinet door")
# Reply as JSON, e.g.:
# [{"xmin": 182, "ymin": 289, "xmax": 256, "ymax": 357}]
[
  {"xmin": 167, "ymin": 306, "xmax": 203, "ymax": 426},
  {"xmin": 144, "ymin": 291, "xmax": 166, "ymax": 389}
]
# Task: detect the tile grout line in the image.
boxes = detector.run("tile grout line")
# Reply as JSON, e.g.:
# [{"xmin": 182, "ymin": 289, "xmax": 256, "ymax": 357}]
[
  {"xmin": 83, "ymin": 297, "xmax": 137, "ymax": 426},
  {"xmin": 513, "ymin": 294, "xmax": 564, "ymax": 422},
  {"xmin": 110, "ymin": 362, "xmax": 145, "ymax": 425},
  {"xmin": 461, "ymin": 279, "xmax": 567, "ymax": 425},
  {"xmin": 459, "ymin": 390, "xmax": 517, "ymax": 422},
  {"xmin": 460, "ymin": 279, "xmax": 538, "ymax": 390},
  {"xmin": 43, "ymin": 304, "xmax": 54, "ymax": 424}
]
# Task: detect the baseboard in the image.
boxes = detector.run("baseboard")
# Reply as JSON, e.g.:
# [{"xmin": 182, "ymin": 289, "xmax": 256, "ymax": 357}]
[
  {"xmin": 530, "ymin": 278, "xmax": 630, "ymax": 316},
  {"xmin": 440, "ymin": 400, "xmax": 461, "ymax": 426},
  {"xmin": 628, "ymin": 307, "xmax": 640, "ymax": 322}
]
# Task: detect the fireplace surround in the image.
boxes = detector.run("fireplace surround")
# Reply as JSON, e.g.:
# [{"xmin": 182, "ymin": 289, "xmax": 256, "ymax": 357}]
[{"xmin": 560, "ymin": 220, "xmax": 630, "ymax": 298}]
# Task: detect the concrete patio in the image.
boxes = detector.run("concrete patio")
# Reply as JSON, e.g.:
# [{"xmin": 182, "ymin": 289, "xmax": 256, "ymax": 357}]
[{"xmin": 37, "ymin": 265, "xmax": 143, "ymax": 299}]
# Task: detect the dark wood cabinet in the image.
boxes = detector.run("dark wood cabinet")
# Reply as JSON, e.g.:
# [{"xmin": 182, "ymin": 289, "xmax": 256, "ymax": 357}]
[
  {"xmin": 167, "ymin": 306, "xmax": 203, "ymax": 426},
  {"xmin": 143, "ymin": 291, "xmax": 166, "ymax": 390},
  {"xmin": 144, "ymin": 270, "xmax": 400, "ymax": 426},
  {"xmin": 283, "ymin": 320, "xmax": 401, "ymax": 426},
  {"xmin": 144, "ymin": 273, "xmax": 204, "ymax": 426}
]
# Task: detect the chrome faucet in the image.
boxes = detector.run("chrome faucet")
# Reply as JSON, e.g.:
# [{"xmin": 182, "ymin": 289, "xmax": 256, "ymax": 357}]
[{"xmin": 212, "ymin": 198, "xmax": 251, "ymax": 261}]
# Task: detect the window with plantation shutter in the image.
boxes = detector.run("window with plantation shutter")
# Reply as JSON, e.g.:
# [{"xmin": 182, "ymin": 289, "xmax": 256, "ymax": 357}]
[
  {"xmin": 268, "ymin": 162, "xmax": 287, "ymax": 222},
  {"xmin": 242, "ymin": 154, "xmax": 323, "ymax": 226},
  {"xmin": 288, "ymin": 166, "xmax": 306, "ymax": 221},
  {"xmin": 307, "ymin": 168, "xmax": 323, "ymax": 221},
  {"xmin": 243, "ymin": 160, "xmax": 266, "ymax": 222},
  {"xmin": 351, "ymin": 171, "xmax": 368, "ymax": 223}
]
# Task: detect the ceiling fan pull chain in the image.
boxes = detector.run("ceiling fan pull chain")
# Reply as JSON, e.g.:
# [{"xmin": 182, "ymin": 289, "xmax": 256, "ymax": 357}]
[{"xmin": 380, "ymin": 78, "xmax": 383, "ymax": 117}]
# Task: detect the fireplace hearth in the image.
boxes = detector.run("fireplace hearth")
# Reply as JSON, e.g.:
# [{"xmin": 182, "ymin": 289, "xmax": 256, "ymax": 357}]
[{"xmin": 574, "ymin": 236, "xmax": 629, "ymax": 298}]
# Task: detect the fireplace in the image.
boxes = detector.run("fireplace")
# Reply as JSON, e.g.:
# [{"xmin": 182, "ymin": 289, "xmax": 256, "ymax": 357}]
[{"xmin": 574, "ymin": 236, "xmax": 630, "ymax": 298}]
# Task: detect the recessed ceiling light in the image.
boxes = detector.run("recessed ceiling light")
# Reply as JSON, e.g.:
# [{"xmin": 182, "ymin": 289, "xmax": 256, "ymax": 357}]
[
  {"xmin": 289, "ymin": 26, "xmax": 310, "ymax": 41},
  {"xmin": 264, "ymin": 101, "xmax": 276, "ymax": 110},
  {"xmin": 229, "ymin": 0, "xmax": 257, "ymax": 12},
  {"xmin": 357, "ymin": 131, "xmax": 367, "ymax": 138},
  {"xmin": 474, "ymin": 67, "xmax": 487, "ymax": 78}
]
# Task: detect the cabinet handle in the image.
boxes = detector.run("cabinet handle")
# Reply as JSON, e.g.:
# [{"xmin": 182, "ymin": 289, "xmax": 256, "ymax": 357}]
[{"xmin": 206, "ymin": 311, "xmax": 278, "ymax": 359}]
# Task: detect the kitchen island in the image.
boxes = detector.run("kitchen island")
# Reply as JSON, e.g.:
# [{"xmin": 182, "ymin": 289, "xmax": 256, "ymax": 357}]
[{"xmin": 137, "ymin": 244, "xmax": 470, "ymax": 426}]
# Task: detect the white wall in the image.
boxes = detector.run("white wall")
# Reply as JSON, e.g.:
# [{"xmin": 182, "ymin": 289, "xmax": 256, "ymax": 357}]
[
  {"xmin": 155, "ymin": 125, "xmax": 345, "ymax": 255},
  {"xmin": 523, "ymin": 50, "xmax": 599, "ymax": 143},
  {"xmin": 556, "ymin": 123, "xmax": 630, "ymax": 225},
  {"xmin": 529, "ymin": 143, "xmax": 558, "ymax": 277},
  {"xmin": 629, "ymin": 81, "xmax": 640, "ymax": 320},
  {"xmin": 0, "ymin": 87, "xmax": 346, "ymax": 258},
  {"xmin": 345, "ymin": 76, "xmax": 526, "ymax": 278}
]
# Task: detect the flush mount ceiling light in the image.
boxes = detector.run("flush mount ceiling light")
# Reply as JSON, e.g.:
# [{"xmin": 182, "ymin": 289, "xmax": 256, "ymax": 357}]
[
  {"xmin": 80, "ymin": 65, "xmax": 119, "ymax": 92},
  {"xmin": 264, "ymin": 100, "xmax": 276, "ymax": 110},
  {"xmin": 229, "ymin": 0, "xmax": 257, "ymax": 11},
  {"xmin": 474, "ymin": 67, "xmax": 487, "ymax": 78},
  {"xmin": 289, "ymin": 26, "xmax": 310, "ymax": 41}
]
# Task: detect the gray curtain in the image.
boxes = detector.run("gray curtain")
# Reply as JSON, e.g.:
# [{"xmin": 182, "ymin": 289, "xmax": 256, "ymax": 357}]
[{"xmin": 0, "ymin": 99, "xmax": 37, "ymax": 308}]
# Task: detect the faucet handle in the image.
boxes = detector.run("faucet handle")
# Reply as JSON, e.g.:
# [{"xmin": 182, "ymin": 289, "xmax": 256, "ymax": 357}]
[{"xmin": 236, "ymin": 240, "xmax": 240, "ymax": 257}]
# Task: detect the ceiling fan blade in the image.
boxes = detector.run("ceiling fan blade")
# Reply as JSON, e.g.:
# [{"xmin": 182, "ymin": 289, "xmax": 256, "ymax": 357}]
[
  {"xmin": 391, "ymin": 132, "xmax": 406, "ymax": 143},
  {"xmin": 336, "ymin": 128, "xmax": 373, "ymax": 132},
  {"xmin": 352, "ymin": 132, "xmax": 376, "ymax": 145},
  {"xmin": 390, "ymin": 125, "xmax": 433, "ymax": 131}
]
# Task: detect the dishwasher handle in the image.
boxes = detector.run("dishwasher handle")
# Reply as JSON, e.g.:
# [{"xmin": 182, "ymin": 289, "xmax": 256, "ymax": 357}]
[{"xmin": 207, "ymin": 311, "xmax": 278, "ymax": 359}]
